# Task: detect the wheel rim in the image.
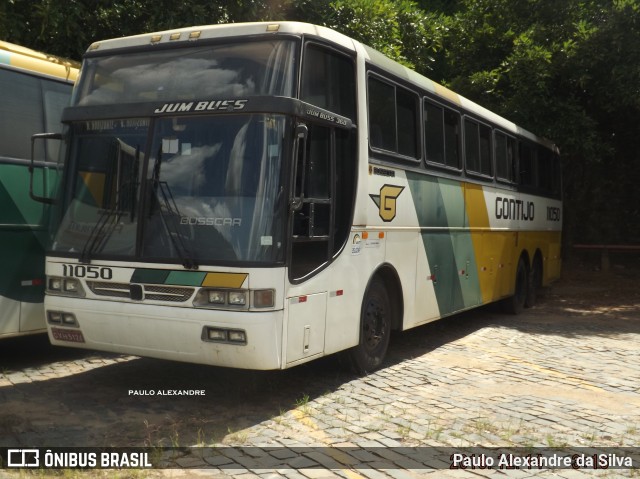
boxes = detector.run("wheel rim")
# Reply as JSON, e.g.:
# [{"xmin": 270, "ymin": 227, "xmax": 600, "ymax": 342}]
[{"xmin": 363, "ymin": 297, "xmax": 387, "ymax": 351}]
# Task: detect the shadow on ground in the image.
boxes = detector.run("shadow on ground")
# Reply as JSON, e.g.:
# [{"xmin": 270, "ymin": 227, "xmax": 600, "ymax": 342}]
[{"xmin": 0, "ymin": 263, "xmax": 638, "ymax": 449}]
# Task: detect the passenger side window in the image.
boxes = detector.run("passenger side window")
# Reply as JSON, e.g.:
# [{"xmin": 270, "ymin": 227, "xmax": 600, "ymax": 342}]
[
  {"xmin": 495, "ymin": 131, "xmax": 515, "ymax": 182},
  {"xmin": 519, "ymin": 142, "xmax": 536, "ymax": 187},
  {"xmin": 0, "ymin": 69, "xmax": 43, "ymax": 160},
  {"xmin": 464, "ymin": 119, "xmax": 480, "ymax": 173},
  {"xmin": 397, "ymin": 88, "xmax": 419, "ymax": 158},
  {"xmin": 0, "ymin": 69, "xmax": 72, "ymax": 163},
  {"xmin": 368, "ymin": 75, "xmax": 420, "ymax": 160},
  {"xmin": 368, "ymin": 78, "xmax": 396, "ymax": 152},
  {"xmin": 464, "ymin": 118, "xmax": 492, "ymax": 177},
  {"xmin": 424, "ymin": 99, "xmax": 461, "ymax": 169}
]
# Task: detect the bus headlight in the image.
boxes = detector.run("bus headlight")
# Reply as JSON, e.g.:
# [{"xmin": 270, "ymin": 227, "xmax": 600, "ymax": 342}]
[
  {"xmin": 194, "ymin": 288, "xmax": 248, "ymax": 309},
  {"xmin": 47, "ymin": 311, "xmax": 79, "ymax": 327},
  {"xmin": 207, "ymin": 290, "xmax": 226, "ymax": 304},
  {"xmin": 227, "ymin": 330, "xmax": 247, "ymax": 343},
  {"xmin": 194, "ymin": 288, "xmax": 271, "ymax": 310},
  {"xmin": 201, "ymin": 327, "xmax": 247, "ymax": 345},
  {"xmin": 62, "ymin": 313, "xmax": 79, "ymax": 327},
  {"xmin": 46, "ymin": 276, "xmax": 85, "ymax": 297},
  {"xmin": 64, "ymin": 279, "xmax": 80, "ymax": 293},
  {"xmin": 48, "ymin": 277, "xmax": 62, "ymax": 292},
  {"xmin": 228, "ymin": 291, "xmax": 247, "ymax": 306}
]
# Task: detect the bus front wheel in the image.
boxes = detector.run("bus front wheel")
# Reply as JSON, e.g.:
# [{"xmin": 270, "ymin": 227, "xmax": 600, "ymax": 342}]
[{"xmin": 348, "ymin": 277, "xmax": 391, "ymax": 374}]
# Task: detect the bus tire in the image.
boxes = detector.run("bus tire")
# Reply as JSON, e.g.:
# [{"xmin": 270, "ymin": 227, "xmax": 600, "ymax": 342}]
[
  {"xmin": 348, "ymin": 277, "xmax": 391, "ymax": 374},
  {"xmin": 526, "ymin": 255, "xmax": 543, "ymax": 308},
  {"xmin": 502, "ymin": 257, "xmax": 528, "ymax": 315}
]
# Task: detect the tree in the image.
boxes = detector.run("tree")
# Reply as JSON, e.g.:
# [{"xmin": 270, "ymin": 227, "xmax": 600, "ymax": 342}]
[
  {"xmin": 0, "ymin": 0, "xmax": 274, "ymax": 60},
  {"xmin": 437, "ymin": 0, "xmax": 640, "ymax": 245},
  {"xmin": 2, "ymin": 0, "xmax": 638, "ymax": 244}
]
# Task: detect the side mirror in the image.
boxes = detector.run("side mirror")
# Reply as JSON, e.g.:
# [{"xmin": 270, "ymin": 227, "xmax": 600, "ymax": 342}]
[
  {"xmin": 30, "ymin": 133, "xmax": 62, "ymax": 204},
  {"xmin": 290, "ymin": 123, "xmax": 308, "ymax": 211}
]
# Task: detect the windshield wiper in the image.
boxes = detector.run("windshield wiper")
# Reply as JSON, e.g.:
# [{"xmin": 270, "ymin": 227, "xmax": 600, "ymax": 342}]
[
  {"xmin": 149, "ymin": 147, "xmax": 199, "ymax": 270},
  {"xmin": 79, "ymin": 206, "xmax": 119, "ymax": 264}
]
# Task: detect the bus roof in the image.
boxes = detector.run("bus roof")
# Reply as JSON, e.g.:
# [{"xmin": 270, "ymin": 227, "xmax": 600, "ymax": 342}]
[
  {"xmin": 84, "ymin": 21, "xmax": 356, "ymax": 53},
  {"xmin": 0, "ymin": 40, "xmax": 79, "ymax": 83},
  {"xmin": 83, "ymin": 21, "xmax": 556, "ymax": 152}
]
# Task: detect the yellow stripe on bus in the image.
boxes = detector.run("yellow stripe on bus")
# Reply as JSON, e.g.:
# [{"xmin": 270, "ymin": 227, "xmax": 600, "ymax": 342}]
[
  {"xmin": 463, "ymin": 183, "xmax": 496, "ymax": 303},
  {"xmin": 202, "ymin": 272, "xmax": 248, "ymax": 289}
]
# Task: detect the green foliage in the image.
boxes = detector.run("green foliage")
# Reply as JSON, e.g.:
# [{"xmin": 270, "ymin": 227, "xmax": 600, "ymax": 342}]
[
  {"xmin": 327, "ymin": 0, "xmax": 410, "ymax": 65},
  {"xmin": 1, "ymin": 0, "xmax": 638, "ymax": 243},
  {"xmin": 438, "ymin": 0, "xmax": 640, "ymax": 244}
]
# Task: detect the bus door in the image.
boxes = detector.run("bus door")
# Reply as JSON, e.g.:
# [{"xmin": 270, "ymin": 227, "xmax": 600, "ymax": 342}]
[
  {"xmin": 286, "ymin": 123, "xmax": 333, "ymax": 364},
  {"xmin": 285, "ymin": 43, "xmax": 357, "ymax": 365}
]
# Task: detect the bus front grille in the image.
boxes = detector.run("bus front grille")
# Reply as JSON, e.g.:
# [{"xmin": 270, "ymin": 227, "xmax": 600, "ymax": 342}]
[
  {"xmin": 87, "ymin": 281, "xmax": 130, "ymax": 298},
  {"xmin": 144, "ymin": 285, "xmax": 195, "ymax": 302},
  {"xmin": 87, "ymin": 282, "xmax": 195, "ymax": 303}
]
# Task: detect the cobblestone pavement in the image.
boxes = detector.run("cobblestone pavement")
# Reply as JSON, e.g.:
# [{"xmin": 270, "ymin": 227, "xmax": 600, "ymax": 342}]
[{"xmin": 1, "ymin": 264, "xmax": 639, "ymax": 478}]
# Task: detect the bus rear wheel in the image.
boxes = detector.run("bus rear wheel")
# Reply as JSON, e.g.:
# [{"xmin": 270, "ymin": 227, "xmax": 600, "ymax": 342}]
[
  {"xmin": 525, "ymin": 256, "xmax": 543, "ymax": 308},
  {"xmin": 502, "ymin": 257, "xmax": 528, "ymax": 315},
  {"xmin": 348, "ymin": 277, "xmax": 391, "ymax": 374}
]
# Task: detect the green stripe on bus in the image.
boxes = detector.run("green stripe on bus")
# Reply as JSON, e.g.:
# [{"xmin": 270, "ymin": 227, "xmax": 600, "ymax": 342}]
[
  {"xmin": 421, "ymin": 231, "xmax": 465, "ymax": 315},
  {"xmin": 131, "ymin": 269, "xmax": 169, "ymax": 284},
  {"xmin": 406, "ymin": 173, "xmax": 482, "ymax": 315},
  {"xmin": 131, "ymin": 269, "xmax": 207, "ymax": 286},
  {"xmin": 165, "ymin": 271, "xmax": 207, "ymax": 286}
]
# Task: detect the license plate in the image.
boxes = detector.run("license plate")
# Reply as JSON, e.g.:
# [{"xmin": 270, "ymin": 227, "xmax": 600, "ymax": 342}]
[{"xmin": 51, "ymin": 327, "xmax": 85, "ymax": 343}]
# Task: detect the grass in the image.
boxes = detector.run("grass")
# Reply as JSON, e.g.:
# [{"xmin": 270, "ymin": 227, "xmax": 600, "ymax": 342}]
[
  {"xmin": 294, "ymin": 393, "xmax": 312, "ymax": 415},
  {"xmin": 224, "ymin": 426, "xmax": 249, "ymax": 445},
  {"xmin": 544, "ymin": 433, "xmax": 568, "ymax": 447}
]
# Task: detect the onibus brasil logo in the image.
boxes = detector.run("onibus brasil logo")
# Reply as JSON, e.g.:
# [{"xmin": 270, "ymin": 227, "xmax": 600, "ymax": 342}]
[{"xmin": 369, "ymin": 184, "xmax": 405, "ymax": 222}]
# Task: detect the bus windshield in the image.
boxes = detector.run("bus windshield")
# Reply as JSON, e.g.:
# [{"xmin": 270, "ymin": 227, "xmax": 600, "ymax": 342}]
[
  {"xmin": 75, "ymin": 40, "xmax": 297, "ymax": 105},
  {"xmin": 52, "ymin": 114, "xmax": 289, "ymax": 265}
]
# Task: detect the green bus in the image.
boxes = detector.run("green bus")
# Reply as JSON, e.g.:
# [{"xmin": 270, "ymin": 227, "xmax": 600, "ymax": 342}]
[{"xmin": 0, "ymin": 41, "xmax": 78, "ymax": 338}]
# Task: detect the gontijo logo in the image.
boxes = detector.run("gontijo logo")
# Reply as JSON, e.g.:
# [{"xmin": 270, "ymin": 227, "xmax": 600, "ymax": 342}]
[{"xmin": 369, "ymin": 184, "xmax": 405, "ymax": 222}]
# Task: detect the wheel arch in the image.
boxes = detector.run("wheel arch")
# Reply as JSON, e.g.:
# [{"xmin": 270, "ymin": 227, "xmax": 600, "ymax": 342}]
[{"xmin": 368, "ymin": 263, "xmax": 404, "ymax": 331}]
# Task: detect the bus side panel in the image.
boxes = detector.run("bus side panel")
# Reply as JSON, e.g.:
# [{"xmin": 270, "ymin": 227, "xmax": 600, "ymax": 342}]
[
  {"xmin": 0, "ymin": 162, "xmax": 48, "ymax": 334},
  {"xmin": 484, "ymin": 187, "xmax": 563, "ymax": 291},
  {"xmin": 384, "ymin": 230, "xmax": 419, "ymax": 328},
  {"xmin": 0, "ymin": 298, "xmax": 20, "ymax": 337},
  {"xmin": 367, "ymin": 168, "xmax": 442, "ymax": 329},
  {"xmin": 545, "ymin": 231, "xmax": 562, "ymax": 283},
  {"xmin": 485, "ymin": 231, "xmax": 518, "ymax": 301},
  {"xmin": 285, "ymin": 292, "xmax": 327, "ymax": 366},
  {"xmin": 290, "ymin": 230, "xmax": 385, "ymax": 359}
]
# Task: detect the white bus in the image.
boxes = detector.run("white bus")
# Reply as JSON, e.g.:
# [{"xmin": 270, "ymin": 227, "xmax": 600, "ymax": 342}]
[
  {"xmin": 40, "ymin": 22, "xmax": 561, "ymax": 371},
  {"xmin": 0, "ymin": 41, "xmax": 77, "ymax": 338}
]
